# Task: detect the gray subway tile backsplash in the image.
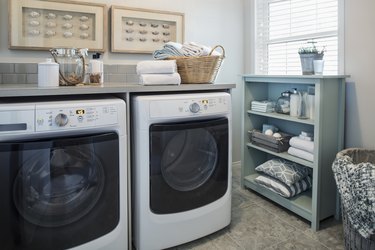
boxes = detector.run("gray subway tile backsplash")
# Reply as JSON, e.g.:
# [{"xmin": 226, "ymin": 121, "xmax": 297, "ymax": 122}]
[
  {"xmin": 3, "ymin": 74, "xmax": 27, "ymax": 84},
  {"xmin": 104, "ymin": 65, "xmax": 118, "ymax": 74},
  {"xmin": 15, "ymin": 63, "xmax": 38, "ymax": 74},
  {"xmin": 118, "ymin": 65, "xmax": 137, "ymax": 74},
  {"xmin": 27, "ymin": 74, "xmax": 38, "ymax": 84},
  {"xmin": 126, "ymin": 74, "xmax": 139, "ymax": 83},
  {"xmin": 108, "ymin": 74, "xmax": 126, "ymax": 83},
  {"xmin": 0, "ymin": 63, "xmax": 15, "ymax": 74},
  {"xmin": 0, "ymin": 63, "xmax": 137, "ymax": 85}
]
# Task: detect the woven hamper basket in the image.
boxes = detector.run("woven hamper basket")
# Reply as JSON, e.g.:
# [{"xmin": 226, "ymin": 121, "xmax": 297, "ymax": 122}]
[
  {"xmin": 342, "ymin": 206, "xmax": 375, "ymax": 250},
  {"xmin": 168, "ymin": 45, "xmax": 225, "ymax": 84},
  {"xmin": 332, "ymin": 148, "xmax": 375, "ymax": 250}
]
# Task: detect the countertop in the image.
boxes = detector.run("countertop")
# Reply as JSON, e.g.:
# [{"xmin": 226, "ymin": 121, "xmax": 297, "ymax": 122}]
[{"xmin": 0, "ymin": 82, "xmax": 236, "ymax": 97}]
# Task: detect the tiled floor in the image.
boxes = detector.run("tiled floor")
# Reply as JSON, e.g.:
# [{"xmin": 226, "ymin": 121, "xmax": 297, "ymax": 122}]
[{"xmin": 170, "ymin": 164, "xmax": 345, "ymax": 250}]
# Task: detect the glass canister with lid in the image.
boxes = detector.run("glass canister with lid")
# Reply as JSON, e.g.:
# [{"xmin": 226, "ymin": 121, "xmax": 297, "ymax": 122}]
[{"xmin": 275, "ymin": 90, "xmax": 291, "ymax": 114}]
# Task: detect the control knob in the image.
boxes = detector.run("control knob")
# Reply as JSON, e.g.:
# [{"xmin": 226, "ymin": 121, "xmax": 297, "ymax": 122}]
[
  {"xmin": 55, "ymin": 113, "xmax": 69, "ymax": 127},
  {"xmin": 189, "ymin": 102, "xmax": 200, "ymax": 113}
]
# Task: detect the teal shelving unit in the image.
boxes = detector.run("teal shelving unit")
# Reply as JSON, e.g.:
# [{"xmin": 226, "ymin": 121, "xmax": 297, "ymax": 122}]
[{"xmin": 240, "ymin": 75, "xmax": 347, "ymax": 230}]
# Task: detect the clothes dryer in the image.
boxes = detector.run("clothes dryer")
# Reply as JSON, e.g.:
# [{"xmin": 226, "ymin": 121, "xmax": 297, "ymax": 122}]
[
  {"xmin": 0, "ymin": 98, "xmax": 127, "ymax": 250},
  {"xmin": 132, "ymin": 92, "xmax": 232, "ymax": 250}
]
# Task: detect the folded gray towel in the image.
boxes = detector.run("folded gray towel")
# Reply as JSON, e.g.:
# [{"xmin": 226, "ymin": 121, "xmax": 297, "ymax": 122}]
[{"xmin": 153, "ymin": 42, "xmax": 184, "ymax": 59}]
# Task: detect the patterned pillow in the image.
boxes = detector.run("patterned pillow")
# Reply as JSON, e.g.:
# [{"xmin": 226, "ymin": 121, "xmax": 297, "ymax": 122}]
[
  {"xmin": 255, "ymin": 158, "xmax": 311, "ymax": 186},
  {"xmin": 254, "ymin": 174, "xmax": 312, "ymax": 198}
]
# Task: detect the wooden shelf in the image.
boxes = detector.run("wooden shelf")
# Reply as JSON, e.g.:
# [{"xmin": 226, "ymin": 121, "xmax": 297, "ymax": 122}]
[
  {"xmin": 241, "ymin": 75, "xmax": 346, "ymax": 230},
  {"xmin": 243, "ymin": 174, "xmax": 312, "ymax": 221},
  {"xmin": 247, "ymin": 110, "xmax": 315, "ymax": 125},
  {"xmin": 246, "ymin": 142, "xmax": 314, "ymax": 168}
]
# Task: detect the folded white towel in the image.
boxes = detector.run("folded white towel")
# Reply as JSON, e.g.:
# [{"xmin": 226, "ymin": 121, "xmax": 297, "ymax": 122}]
[
  {"xmin": 139, "ymin": 73, "xmax": 181, "ymax": 85},
  {"xmin": 136, "ymin": 60, "xmax": 177, "ymax": 74},
  {"xmin": 289, "ymin": 136, "xmax": 314, "ymax": 153},
  {"xmin": 181, "ymin": 42, "xmax": 221, "ymax": 56},
  {"xmin": 189, "ymin": 42, "xmax": 221, "ymax": 56},
  {"xmin": 288, "ymin": 147, "xmax": 314, "ymax": 162}
]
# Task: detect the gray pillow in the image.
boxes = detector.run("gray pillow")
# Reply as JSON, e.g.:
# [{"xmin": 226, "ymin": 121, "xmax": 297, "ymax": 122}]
[{"xmin": 255, "ymin": 158, "xmax": 310, "ymax": 186}]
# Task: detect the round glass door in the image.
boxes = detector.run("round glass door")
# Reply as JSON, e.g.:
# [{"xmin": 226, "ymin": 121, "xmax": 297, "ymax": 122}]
[
  {"xmin": 13, "ymin": 144, "xmax": 105, "ymax": 227},
  {"xmin": 160, "ymin": 128, "xmax": 218, "ymax": 191}
]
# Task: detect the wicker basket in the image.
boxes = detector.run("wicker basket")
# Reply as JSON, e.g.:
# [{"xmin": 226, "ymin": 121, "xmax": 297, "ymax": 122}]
[
  {"xmin": 168, "ymin": 45, "xmax": 225, "ymax": 84},
  {"xmin": 332, "ymin": 148, "xmax": 375, "ymax": 250},
  {"xmin": 342, "ymin": 206, "xmax": 375, "ymax": 250}
]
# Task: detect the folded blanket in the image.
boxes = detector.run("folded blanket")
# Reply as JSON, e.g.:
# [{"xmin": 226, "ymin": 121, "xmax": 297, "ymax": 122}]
[
  {"xmin": 289, "ymin": 136, "xmax": 314, "ymax": 153},
  {"xmin": 288, "ymin": 147, "xmax": 314, "ymax": 162},
  {"xmin": 138, "ymin": 73, "xmax": 181, "ymax": 85},
  {"xmin": 152, "ymin": 42, "xmax": 184, "ymax": 59},
  {"xmin": 254, "ymin": 174, "xmax": 312, "ymax": 198},
  {"xmin": 136, "ymin": 60, "xmax": 177, "ymax": 74}
]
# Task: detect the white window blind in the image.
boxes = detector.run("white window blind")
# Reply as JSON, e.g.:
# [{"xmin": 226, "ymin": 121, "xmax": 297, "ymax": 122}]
[{"xmin": 256, "ymin": 0, "xmax": 338, "ymax": 75}]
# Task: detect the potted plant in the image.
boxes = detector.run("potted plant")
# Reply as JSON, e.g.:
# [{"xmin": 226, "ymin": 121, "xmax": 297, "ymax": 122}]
[{"xmin": 298, "ymin": 43, "xmax": 325, "ymax": 75}]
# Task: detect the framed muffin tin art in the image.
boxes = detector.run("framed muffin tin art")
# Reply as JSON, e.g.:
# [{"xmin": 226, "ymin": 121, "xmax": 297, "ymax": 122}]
[
  {"xmin": 111, "ymin": 6, "xmax": 184, "ymax": 53},
  {"xmin": 9, "ymin": 0, "xmax": 106, "ymax": 52}
]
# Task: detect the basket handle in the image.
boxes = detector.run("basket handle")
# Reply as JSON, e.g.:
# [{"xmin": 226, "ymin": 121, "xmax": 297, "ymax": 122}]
[{"xmin": 209, "ymin": 45, "xmax": 225, "ymax": 58}]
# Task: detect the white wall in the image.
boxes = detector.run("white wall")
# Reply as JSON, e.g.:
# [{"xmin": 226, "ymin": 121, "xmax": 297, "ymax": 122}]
[
  {"xmin": 0, "ymin": 0, "xmax": 245, "ymax": 161},
  {"xmin": 344, "ymin": 0, "xmax": 375, "ymax": 149}
]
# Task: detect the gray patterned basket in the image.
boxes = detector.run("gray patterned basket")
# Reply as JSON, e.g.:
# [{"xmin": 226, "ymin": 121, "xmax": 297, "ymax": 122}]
[
  {"xmin": 332, "ymin": 148, "xmax": 375, "ymax": 250},
  {"xmin": 342, "ymin": 206, "xmax": 375, "ymax": 250}
]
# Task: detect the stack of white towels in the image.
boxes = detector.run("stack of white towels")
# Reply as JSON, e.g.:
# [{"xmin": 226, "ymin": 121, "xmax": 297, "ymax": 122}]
[
  {"xmin": 136, "ymin": 60, "xmax": 181, "ymax": 85},
  {"xmin": 287, "ymin": 131, "xmax": 314, "ymax": 162}
]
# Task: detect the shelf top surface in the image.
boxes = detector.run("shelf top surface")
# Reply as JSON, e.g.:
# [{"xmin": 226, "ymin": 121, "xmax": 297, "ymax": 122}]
[{"xmin": 243, "ymin": 74, "xmax": 349, "ymax": 79}]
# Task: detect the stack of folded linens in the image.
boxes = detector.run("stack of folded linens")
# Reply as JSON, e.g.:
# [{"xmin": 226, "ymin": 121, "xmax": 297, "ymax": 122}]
[
  {"xmin": 254, "ymin": 158, "xmax": 312, "ymax": 198},
  {"xmin": 136, "ymin": 60, "xmax": 181, "ymax": 85},
  {"xmin": 287, "ymin": 132, "xmax": 314, "ymax": 162}
]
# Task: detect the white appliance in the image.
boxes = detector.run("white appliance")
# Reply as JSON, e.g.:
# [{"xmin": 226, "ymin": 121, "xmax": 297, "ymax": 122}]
[
  {"xmin": 0, "ymin": 97, "xmax": 127, "ymax": 250},
  {"xmin": 132, "ymin": 92, "xmax": 232, "ymax": 250}
]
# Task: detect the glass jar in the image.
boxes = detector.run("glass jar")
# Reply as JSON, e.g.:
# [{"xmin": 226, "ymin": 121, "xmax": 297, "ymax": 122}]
[
  {"xmin": 50, "ymin": 48, "xmax": 86, "ymax": 86},
  {"xmin": 275, "ymin": 91, "xmax": 291, "ymax": 114}
]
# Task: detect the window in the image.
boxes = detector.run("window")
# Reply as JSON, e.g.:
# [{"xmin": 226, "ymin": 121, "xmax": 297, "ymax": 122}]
[{"xmin": 256, "ymin": 0, "xmax": 339, "ymax": 75}]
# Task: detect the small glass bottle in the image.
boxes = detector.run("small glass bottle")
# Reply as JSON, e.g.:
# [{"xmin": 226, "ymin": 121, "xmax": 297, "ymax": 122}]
[{"xmin": 275, "ymin": 91, "xmax": 291, "ymax": 114}]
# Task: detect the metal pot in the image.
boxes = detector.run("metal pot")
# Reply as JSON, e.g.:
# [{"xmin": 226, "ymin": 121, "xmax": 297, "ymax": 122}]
[{"xmin": 50, "ymin": 48, "xmax": 86, "ymax": 86}]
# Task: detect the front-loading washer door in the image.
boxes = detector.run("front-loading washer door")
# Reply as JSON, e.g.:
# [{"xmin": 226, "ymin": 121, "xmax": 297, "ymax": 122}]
[
  {"xmin": 0, "ymin": 133, "xmax": 119, "ymax": 250},
  {"xmin": 150, "ymin": 117, "xmax": 229, "ymax": 214}
]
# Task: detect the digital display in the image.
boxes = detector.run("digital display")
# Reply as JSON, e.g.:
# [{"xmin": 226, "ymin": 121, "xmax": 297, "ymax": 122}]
[
  {"xmin": 202, "ymin": 99, "xmax": 209, "ymax": 104},
  {"xmin": 76, "ymin": 109, "xmax": 85, "ymax": 115}
]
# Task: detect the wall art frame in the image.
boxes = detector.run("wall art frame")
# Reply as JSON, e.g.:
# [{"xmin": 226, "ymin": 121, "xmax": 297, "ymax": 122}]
[
  {"xmin": 9, "ymin": 0, "xmax": 106, "ymax": 52},
  {"xmin": 111, "ymin": 6, "xmax": 184, "ymax": 53}
]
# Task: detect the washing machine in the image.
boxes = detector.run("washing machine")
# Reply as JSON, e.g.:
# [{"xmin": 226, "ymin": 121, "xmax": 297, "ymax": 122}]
[
  {"xmin": 132, "ymin": 92, "xmax": 232, "ymax": 250},
  {"xmin": 0, "ymin": 97, "xmax": 127, "ymax": 250}
]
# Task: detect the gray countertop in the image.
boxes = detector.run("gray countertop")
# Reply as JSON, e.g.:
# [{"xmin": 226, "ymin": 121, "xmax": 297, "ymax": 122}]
[{"xmin": 0, "ymin": 82, "xmax": 236, "ymax": 97}]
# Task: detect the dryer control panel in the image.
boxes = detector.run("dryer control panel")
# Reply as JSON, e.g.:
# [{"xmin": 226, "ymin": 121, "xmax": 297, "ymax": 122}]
[
  {"xmin": 149, "ymin": 95, "xmax": 230, "ymax": 118},
  {"xmin": 35, "ymin": 104, "xmax": 118, "ymax": 131}
]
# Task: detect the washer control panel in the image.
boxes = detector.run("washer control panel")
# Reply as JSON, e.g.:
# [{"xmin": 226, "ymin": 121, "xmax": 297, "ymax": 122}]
[
  {"xmin": 150, "ymin": 95, "xmax": 229, "ymax": 118},
  {"xmin": 36, "ymin": 104, "xmax": 118, "ymax": 131}
]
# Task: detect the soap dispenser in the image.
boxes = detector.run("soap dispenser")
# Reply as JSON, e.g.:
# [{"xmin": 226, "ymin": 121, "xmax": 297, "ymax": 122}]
[{"xmin": 89, "ymin": 53, "xmax": 104, "ymax": 85}]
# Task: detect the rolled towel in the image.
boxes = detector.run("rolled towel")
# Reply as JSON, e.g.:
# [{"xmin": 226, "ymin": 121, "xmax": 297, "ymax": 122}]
[
  {"xmin": 139, "ymin": 73, "xmax": 181, "ymax": 85},
  {"xmin": 137, "ymin": 60, "xmax": 177, "ymax": 74},
  {"xmin": 288, "ymin": 147, "xmax": 314, "ymax": 162},
  {"xmin": 289, "ymin": 136, "xmax": 314, "ymax": 153}
]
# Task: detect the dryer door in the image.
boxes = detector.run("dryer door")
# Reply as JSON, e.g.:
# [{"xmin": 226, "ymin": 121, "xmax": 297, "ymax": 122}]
[
  {"xmin": 0, "ymin": 133, "xmax": 119, "ymax": 250},
  {"xmin": 150, "ymin": 117, "xmax": 229, "ymax": 214}
]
